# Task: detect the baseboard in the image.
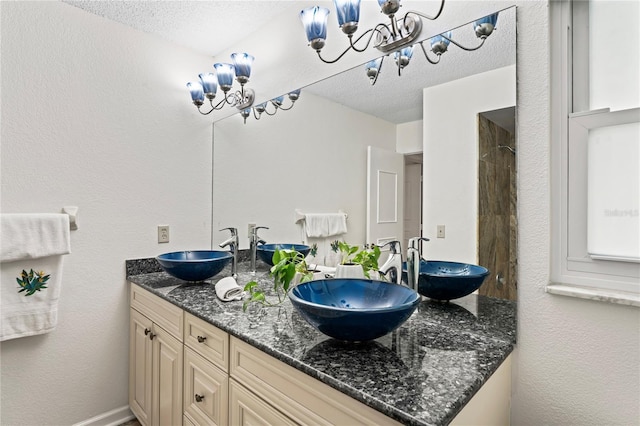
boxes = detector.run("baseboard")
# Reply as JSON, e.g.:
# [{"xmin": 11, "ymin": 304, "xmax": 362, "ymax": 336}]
[{"xmin": 73, "ymin": 405, "xmax": 135, "ymax": 426}]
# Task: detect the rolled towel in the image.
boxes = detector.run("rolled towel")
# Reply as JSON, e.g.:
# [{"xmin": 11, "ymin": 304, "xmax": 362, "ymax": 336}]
[{"xmin": 215, "ymin": 276, "xmax": 244, "ymax": 302}]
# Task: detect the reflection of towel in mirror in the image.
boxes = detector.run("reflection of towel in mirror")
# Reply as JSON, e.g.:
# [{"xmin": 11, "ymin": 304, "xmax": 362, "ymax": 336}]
[
  {"xmin": 304, "ymin": 213, "xmax": 347, "ymax": 238},
  {"xmin": 215, "ymin": 276, "xmax": 244, "ymax": 301},
  {"xmin": 1, "ymin": 214, "xmax": 71, "ymax": 341}
]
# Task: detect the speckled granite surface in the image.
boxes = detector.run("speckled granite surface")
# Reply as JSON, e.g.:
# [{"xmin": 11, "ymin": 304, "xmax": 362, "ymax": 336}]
[{"xmin": 126, "ymin": 258, "xmax": 516, "ymax": 426}]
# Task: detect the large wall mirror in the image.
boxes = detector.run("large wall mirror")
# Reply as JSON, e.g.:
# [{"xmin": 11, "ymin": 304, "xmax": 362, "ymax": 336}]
[{"xmin": 213, "ymin": 6, "xmax": 516, "ymax": 299}]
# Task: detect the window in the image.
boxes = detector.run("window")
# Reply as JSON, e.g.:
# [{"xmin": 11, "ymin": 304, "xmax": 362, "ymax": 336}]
[{"xmin": 550, "ymin": 0, "xmax": 640, "ymax": 305}]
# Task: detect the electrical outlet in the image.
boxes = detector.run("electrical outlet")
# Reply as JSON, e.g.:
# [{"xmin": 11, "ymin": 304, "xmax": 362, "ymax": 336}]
[
  {"xmin": 158, "ymin": 225, "xmax": 170, "ymax": 243},
  {"xmin": 437, "ymin": 225, "xmax": 445, "ymax": 239},
  {"xmin": 248, "ymin": 222, "xmax": 256, "ymax": 234}
]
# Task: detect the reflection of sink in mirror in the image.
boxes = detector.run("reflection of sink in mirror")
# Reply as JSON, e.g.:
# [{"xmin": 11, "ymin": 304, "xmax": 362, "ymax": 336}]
[
  {"xmin": 256, "ymin": 243, "xmax": 310, "ymax": 266},
  {"xmin": 156, "ymin": 250, "xmax": 233, "ymax": 282},
  {"xmin": 288, "ymin": 278, "xmax": 420, "ymax": 342},
  {"xmin": 403, "ymin": 260, "xmax": 490, "ymax": 301}
]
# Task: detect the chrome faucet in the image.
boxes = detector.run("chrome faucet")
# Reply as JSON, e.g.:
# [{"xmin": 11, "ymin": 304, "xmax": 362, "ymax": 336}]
[
  {"xmin": 406, "ymin": 237, "xmax": 430, "ymax": 291},
  {"xmin": 249, "ymin": 225, "xmax": 268, "ymax": 274},
  {"xmin": 378, "ymin": 240, "xmax": 402, "ymax": 284},
  {"xmin": 219, "ymin": 227, "xmax": 239, "ymax": 278}
]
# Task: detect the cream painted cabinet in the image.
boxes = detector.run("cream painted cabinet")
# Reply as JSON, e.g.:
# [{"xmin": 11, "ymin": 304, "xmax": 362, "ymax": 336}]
[
  {"xmin": 229, "ymin": 336, "xmax": 402, "ymax": 425},
  {"xmin": 183, "ymin": 312, "xmax": 230, "ymax": 426},
  {"xmin": 129, "ymin": 286, "xmax": 184, "ymax": 426}
]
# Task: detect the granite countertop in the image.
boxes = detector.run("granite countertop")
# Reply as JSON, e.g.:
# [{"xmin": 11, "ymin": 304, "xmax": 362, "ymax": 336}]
[{"xmin": 126, "ymin": 258, "xmax": 516, "ymax": 426}]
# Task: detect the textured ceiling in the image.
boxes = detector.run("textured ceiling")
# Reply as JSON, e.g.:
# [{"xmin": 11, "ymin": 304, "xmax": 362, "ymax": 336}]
[{"xmin": 63, "ymin": 1, "xmax": 516, "ymax": 124}]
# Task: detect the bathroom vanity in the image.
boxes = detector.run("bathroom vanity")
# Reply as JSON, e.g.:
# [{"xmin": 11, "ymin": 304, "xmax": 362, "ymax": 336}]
[{"xmin": 127, "ymin": 258, "xmax": 516, "ymax": 426}]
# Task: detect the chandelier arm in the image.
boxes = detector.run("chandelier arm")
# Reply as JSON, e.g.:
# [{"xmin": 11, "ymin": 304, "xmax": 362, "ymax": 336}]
[
  {"xmin": 348, "ymin": 27, "xmax": 387, "ymax": 53},
  {"xmin": 262, "ymin": 102, "xmax": 278, "ymax": 116},
  {"xmin": 418, "ymin": 42, "xmax": 442, "ymax": 65},
  {"xmin": 442, "ymin": 34, "xmax": 487, "ymax": 52},
  {"xmin": 196, "ymin": 105, "xmax": 215, "ymax": 115},
  {"xmin": 370, "ymin": 56, "xmax": 384, "ymax": 86},
  {"xmin": 252, "ymin": 108, "xmax": 261, "ymax": 120},
  {"xmin": 317, "ymin": 27, "xmax": 385, "ymax": 64},
  {"xmin": 278, "ymin": 101, "xmax": 295, "ymax": 111},
  {"xmin": 403, "ymin": 0, "xmax": 445, "ymax": 23}
]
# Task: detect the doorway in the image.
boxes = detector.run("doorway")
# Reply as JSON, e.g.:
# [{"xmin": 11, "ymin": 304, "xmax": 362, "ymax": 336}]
[
  {"xmin": 404, "ymin": 153, "xmax": 423, "ymax": 257},
  {"xmin": 478, "ymin": 107, "xmax": 517, "ymax": 300}
]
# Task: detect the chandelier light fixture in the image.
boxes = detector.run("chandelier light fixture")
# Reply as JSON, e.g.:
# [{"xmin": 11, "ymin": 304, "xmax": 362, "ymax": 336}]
[
  {"xmin": 364, "ymin": 12, "xmax": 500, "ymax": 85},
  {"xmin": 299, "ymin": 0, "xmax": 446, "ymax": 64},
  {"xmin": 187, "ymin": 53, "xmax": 256, "ymax": 115},
  {"xmin": 240, "ymin": 90, "xmax": 302, "ymax": 124}
]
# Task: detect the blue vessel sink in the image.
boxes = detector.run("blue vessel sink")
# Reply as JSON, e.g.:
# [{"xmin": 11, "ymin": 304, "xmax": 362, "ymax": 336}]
[
  {"xmin": 288, "ymin": 278, "xmax": 420, "ymax": 342},
  {"xmin": 404, "ymin": 260, "xmax": 490, "ymax": 301},
  {"xmin": 156, "ymin": 250, "xmax": 233, "ymax": 282},
  {"xmin": 257, "ymin": 243, "xmax": 311, "ymax": 266}
]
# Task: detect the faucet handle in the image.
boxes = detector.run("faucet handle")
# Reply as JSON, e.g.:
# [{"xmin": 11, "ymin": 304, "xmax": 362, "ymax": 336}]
[
  {"xmin": 408, "ymin": 237, "xmax": 429, "ymax": 249},
  {"xmin": 380, "ymin": 240, "xmax": 401, "ymax": 254},
  {"xmin": 251, "ymin": 226, "xmax": 269, "ymax": 237},
  {"xmin": 220, "ymin": 227, "xmax": 238, "ymax": 237}
]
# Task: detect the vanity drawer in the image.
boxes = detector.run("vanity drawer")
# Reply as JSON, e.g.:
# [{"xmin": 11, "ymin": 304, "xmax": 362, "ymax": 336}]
[
  {"xmin": 130, "ymin": 285, "xmax": 183, "ymax": 341},
  {"xmin": 184, "ymin": 347, "xmax": 229, "ymax": 426},
  {"xmin": 184, "ymin": 312, "xmax": 229, "ymax": 372},
  {"xmin": 230, "ymin": 337, "xmax": 401, "ymax": 425}
]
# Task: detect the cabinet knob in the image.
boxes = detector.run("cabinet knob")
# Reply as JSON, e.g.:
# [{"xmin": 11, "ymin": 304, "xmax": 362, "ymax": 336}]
[
  {"xmin": 144, "ymin": 328, "xmax": 151, "ymax": 336},
  {"xmin": 148, "ymin": 332, "xmax": 156, "ymax": 340},
  {"xmin": 197, "ymin": 335, "xmax": 207, "ymax": 343},
  {"xmin": 195, "ymin": 394, "xmax": 204, "ymax": 402}
]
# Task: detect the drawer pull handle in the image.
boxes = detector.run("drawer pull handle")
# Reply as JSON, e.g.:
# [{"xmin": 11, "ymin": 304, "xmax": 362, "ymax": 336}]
[
  {"xmin": 197, "ymin": 335, "xmax": 207, "ymax": 343},
  {"xmin": 195, "ymin": 394, "xmax": 204, "ymax": 402}
]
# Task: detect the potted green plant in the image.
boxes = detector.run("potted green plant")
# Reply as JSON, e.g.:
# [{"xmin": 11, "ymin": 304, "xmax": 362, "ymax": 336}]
[
  {"xmin": 243, "ymin": 248, "xmax": 319, "ymax": 311},
  {"xmin": 334, "ymin": 242, "xmax": 381, "ymax": 279}
]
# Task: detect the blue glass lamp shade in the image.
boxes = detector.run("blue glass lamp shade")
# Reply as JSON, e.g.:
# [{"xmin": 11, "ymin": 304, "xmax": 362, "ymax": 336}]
[
  {"xmin": 254, "ymin": 102, "xmax": 268, "ymax": 114},
  {"xmin": 333, "ymin": 0, "xmax": 361, "ymax": 34},
  {"xmin": 300, "ymin": 6, "xmax": 330, "ymax": 50},
  {"xmin": 430, "ymin": 31, "xmax": 452, "ymax": 55},
  {"xmin": 272, "ymin": 95, "xmax": 285, "ymax": 107},
  {"xmin": 365, "ymin": 57, "xmax": 383, "ymax": 82},
  {"xmin": 213, "ymin": 63, "xmax": 235, "ymax": 92},
  {"xmin": 198, "ymin": 72, "xmax": 218, "ymax": 97},
  {"xmin": 231, "ymin": 53, "xmax": 254, "ymax": 84},
  {"xmin": 187, "ymin": 82, "xmax": 205, "ymax": 104},
  {"xmin": 394, "ymin": 45, "xmax": 413, "ymax": 69},
  {"xmin": 377, "ymin": 0, "xmax": 400, "ymax": 16},
  {"xmin": 474, "ymin": 12, "xmax": 499, "ymax": 38},
  {"xmin": 288, "ymin": 89, "xmax": 301, "ymax": 101}
]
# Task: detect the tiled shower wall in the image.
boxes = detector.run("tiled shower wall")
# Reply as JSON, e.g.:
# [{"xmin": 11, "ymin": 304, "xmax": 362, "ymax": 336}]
[{"xmin": 478, "ymin": 115, "xmax": 517, "ymax": 301}]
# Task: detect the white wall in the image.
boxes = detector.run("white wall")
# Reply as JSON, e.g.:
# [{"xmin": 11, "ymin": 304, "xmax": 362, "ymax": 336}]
[
  {"xmin": 396, "ymin": 120, "xmax": 423, "ymax": 154},
  {"xmin": 212, "ymin": 91, "xmax": 397, "ymax": 254},
  {"xmin": 0, "ymin": 2, "xmax": 213, "ymax": 424},
  {"xmin": 422, "ymin": 65, "xmax": 516, "ymax": 263}
]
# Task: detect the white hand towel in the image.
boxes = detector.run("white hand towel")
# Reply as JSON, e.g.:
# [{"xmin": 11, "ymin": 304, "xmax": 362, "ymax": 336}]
[
  {"xmin": 215, "ymin": 276, "xmax": 244, "ymax": 302},
  {"xmin": 1, "ymin": 214, "xmax": 71, "ymax": 341},
  {"xmin": 1, "ymin": 214, "xmax": 71, "ymax": 261},
  {"xmin": 304, "ymin": 213, "xmax": 347, "ymax": 238}
]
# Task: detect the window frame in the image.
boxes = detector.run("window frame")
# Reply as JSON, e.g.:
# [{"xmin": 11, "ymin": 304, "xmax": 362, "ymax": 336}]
[{"xmin": 549, "ymin": 0, "xmax": 640, "ymax": 306}]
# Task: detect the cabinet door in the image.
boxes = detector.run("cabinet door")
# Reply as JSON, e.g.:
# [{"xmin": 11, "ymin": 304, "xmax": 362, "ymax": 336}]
[
  {"xmin": 153, "ymin": 325, "xmax": 183, "ymax": 426},
  {"xmin": 184, "ymin": 347, "xmax": 228, "ymax": 426},
  {"xmin": 229, "ymin": 380, "xmax": 295, "ymax": 426},
  {"xmin": 130, "ymin": 308, "xmax": 153, "ymax": 426}
]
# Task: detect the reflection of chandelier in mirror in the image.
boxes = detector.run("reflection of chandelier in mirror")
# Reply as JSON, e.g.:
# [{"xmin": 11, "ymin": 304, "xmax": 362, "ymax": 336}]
[
  {"xmin": 186, "ymin": 53, "xmax": 256, "ymax": 115},
  {"xmin": 240, "ymin": 90, "xmax": 301, "ymax": 124},
  {"xmin": 365, "ymin": 12, "xmax": 500, "ymax": 85},
  {"xmin": 300, "ymin": 0, "xmax": 445, "ymax": 63}
]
